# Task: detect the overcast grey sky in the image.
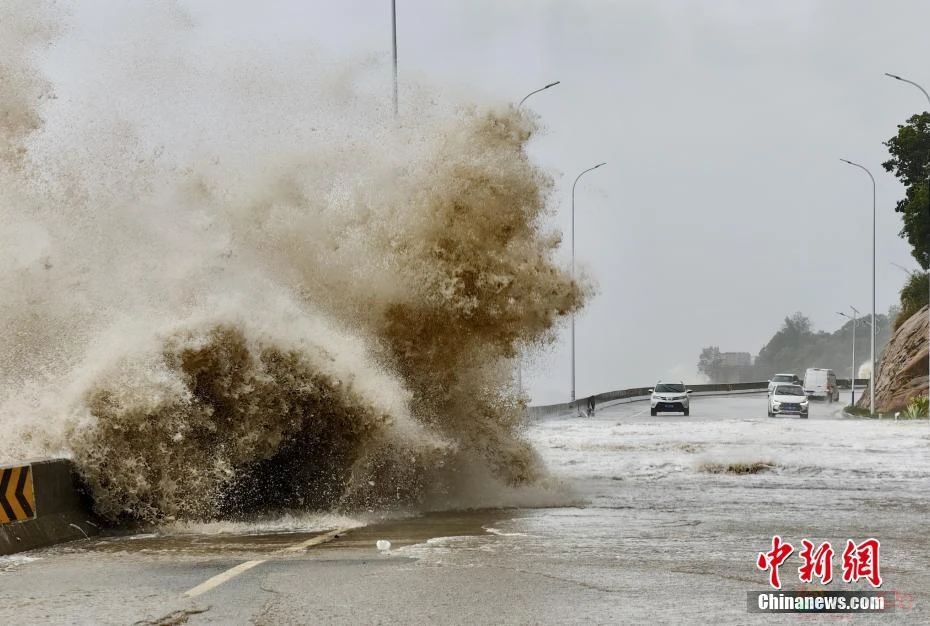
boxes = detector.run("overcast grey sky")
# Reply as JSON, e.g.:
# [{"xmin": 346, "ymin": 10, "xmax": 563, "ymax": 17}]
[{"xmin": 138, "ymin": 1, "xmax": 930, "ymax": 403}]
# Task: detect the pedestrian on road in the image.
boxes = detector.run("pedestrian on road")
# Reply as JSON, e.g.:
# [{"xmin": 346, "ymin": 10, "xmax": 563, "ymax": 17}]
[{"xmin": 587, "ymin": 395, "xmax": 596, "ymax": 417}]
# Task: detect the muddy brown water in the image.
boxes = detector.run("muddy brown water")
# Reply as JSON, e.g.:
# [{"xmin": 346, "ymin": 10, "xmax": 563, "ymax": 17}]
[{"xmin": 66, "ymin": 509, "xmax": 518, "ymax": 557}]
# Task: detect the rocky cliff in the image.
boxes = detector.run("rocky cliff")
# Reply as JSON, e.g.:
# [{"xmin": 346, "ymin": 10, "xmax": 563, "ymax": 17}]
[{"xmin": 857, "ymin": 305, "xmax": 928, "ymax": 413}]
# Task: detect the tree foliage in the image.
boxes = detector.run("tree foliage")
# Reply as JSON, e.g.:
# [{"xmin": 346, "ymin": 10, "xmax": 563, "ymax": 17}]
[
  {"xmin": 753, "ymin": 312, "xmax": 891, "ymax": 380},
  {"xmin": 883, "ymin": 112, "xmax": 930, "ymax": 270},
  {"xmin": 699, "ymin": 312, "xmax": 894, "ymax": 383},
  {"xmin": 754, "ymin": 313, "xmax": 819, "ymax": 377},
  {"xmin": 697, "ymin": 346, "xmax": 723, "ymax": 380},
  {"xmin": 895, "ymin": 270, "xmax": 929, "ymax": 330}
]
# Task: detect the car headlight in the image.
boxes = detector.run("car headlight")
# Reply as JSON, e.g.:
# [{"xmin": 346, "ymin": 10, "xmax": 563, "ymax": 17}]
[
  {"xmin": 800, "ymin": 400, "xmax": 809, "ymax": 406},
  {"xmin": 772, "ymin": 402, "xmax": 781, "ymax": 409}
]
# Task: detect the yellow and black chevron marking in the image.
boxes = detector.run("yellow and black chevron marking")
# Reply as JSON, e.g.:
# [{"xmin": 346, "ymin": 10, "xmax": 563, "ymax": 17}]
[{"xmin": 0, "ymin": 465, "xmax": 36, "ymax": 524}]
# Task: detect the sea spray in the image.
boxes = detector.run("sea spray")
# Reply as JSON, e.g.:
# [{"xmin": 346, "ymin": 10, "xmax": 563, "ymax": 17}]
[{"xmin": 0, "ymin": 2, "xmax": 589, "ymax": 522}]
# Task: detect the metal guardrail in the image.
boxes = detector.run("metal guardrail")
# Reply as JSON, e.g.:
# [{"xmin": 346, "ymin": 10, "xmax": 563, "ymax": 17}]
[
  {"xmin": 527, "ymin": 378, "xmax": 870, "ymax": 419},
  {"xmin": 838, "ymin": 378, "xmax": 871, "ymax": 389}
]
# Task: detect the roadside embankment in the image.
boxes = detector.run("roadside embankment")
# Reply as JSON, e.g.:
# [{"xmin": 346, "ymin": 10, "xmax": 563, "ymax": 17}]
[{"xmin": 857, "ymin": 305, "xmax": 928, "ymax": 413}]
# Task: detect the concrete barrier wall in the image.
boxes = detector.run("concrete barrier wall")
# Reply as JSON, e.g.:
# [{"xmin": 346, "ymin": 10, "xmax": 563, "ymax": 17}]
[
  {"xmin": 528, "ymin": 378, "xmax": 869, "ymax": 420},
  {"xmin": 0, "ymin": 459, "xmax": 100, "ymax": 556},
  {"xmin": 839, "ymin": 378, "xmax": 870, "ymax": 389},
  {"xmin": 527, "ymin": 382, "xmax": 768, "ymax": 419}
]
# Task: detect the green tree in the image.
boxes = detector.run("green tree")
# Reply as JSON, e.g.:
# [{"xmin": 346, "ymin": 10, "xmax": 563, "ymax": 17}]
[
  {"xmin": 697, "ymin": 346, "xmax": 723, "ymax": 382},
  {"xmin": 754, "ymin": 313, "xmax": 816, "ymax": 378},
  {"xmin": 703, "ymin": 312, "xmax": 894, "ymax": 383},
  {"xmin": 895, "ymin": 270, "xmax": 929, "ymax": 329},
  {"xmin": 753, "ymin": 312, "xmax": 892, "ymax": 380},
  {"xmin": 883, "ymin": 112, "xmax": 930, "ymax": 270},
  {"xmin": 783, "ymin": 311, "xmax": 812, "ymax": 337},
  {"xmin": 887, "ymin": 304, "xmax": 902, "ymax": 324}
]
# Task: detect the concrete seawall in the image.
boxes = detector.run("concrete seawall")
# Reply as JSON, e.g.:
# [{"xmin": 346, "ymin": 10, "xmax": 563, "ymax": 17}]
[{"xmin": 0, "ymin": 459, "xmax": 100, "ymax": 556}]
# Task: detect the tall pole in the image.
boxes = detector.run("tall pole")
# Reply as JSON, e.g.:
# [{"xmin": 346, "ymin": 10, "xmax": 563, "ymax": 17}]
[
  {"xmin": 885, "ymin": 72, "xmax": 930, "ymax": 417},
  {"xmin": 391, "ymin": 0, "xmax": 398, "ymax": 116},
  {"xmin": 570, "ymin": 162, "xmax": 607, "ymax": 402},
  {"xmin": 513, "ymin": 81, "xmax": 560, "ymax": 398},
  {"xmin": 839, "ymin": 307, "xmax": 860, "ymax": 405},
  {"xmin": 852, "ymin": 306, "xmax": 858, "ymax": 406},
  {"xmin": 518, "ymin": 82, "xmax": 560, "ymax": 109},
  {"xmin": 840, "ymin": 159, "xmax": 877, "ymax": 415}
]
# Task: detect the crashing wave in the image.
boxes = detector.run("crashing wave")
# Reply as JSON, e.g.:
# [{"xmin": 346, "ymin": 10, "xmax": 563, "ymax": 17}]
[{"xmin": 0, "ymin": 1, "xmax": 588, "ymax": 522}]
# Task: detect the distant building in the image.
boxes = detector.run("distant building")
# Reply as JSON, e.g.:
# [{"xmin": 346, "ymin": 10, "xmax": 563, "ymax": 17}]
[
  {"xmin": 720, "ymin": 352, "xmax": 752, "ymax": 367},
  {"xmin": 719, "ymin": 352, "xmax": 754, "ymax": 382}
]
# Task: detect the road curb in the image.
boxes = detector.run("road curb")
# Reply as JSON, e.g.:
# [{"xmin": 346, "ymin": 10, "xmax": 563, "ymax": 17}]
[{"xmin": 0, "ymin": 459, "xmax": 100, "ymax": 556}]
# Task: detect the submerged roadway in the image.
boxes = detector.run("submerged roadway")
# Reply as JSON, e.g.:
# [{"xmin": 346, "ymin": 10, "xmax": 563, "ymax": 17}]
[{"xmin": 1, "ymin": 393, "xmax": 928, "ymax": 624}]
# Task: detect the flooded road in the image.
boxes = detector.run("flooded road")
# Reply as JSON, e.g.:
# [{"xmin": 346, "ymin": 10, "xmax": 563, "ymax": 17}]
[{"xmin": 1, "ymin": 394, "xmax": 928, "ymax": 624}]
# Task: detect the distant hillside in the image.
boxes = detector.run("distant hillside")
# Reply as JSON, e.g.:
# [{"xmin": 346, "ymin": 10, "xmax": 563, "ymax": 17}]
[{"xmin": 699, "ymin": 312, "xmax": 893, "ymax": 383}]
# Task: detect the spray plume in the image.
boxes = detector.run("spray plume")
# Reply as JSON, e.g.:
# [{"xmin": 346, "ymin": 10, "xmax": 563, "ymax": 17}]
[{"xmin": 0, "ymin": 2, "xmax": 588, "ymax": 522}]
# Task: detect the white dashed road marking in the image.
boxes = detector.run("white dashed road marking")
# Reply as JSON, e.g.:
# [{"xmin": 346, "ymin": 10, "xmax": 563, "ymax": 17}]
[{"xmin": 181, "ymin": 528, "xmax": 348, "ymax": 598}]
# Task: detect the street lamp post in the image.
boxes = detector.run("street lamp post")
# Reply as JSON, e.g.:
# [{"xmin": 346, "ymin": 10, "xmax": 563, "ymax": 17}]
[
  {"xmin": 391, "ymin": 0, "xmax": 398, "ymax": 116},
  {"xmin": 513, "ymin": 81, "xmax": 560, "ymax": 398},
  {"xmin": 891, "ymin": 261, "xmax": 920, "ymax": 278},
  {"xmin": 840, "ymin": 158, "xmax": 877, "ymax": 415},
  {"xmin": 885, "ymin": 72, "xmax": 930, "ymax": 416},
  {"xmin": 570, "ymin": 162, "xmax": 606, "ymax": 403},
  {"xmin": 518, "ymin": 82, "xmax": 561, "ymax": 109},
  {"xmin": 838, "ymin": 306, "xmax": 860, "ymax": 405}
]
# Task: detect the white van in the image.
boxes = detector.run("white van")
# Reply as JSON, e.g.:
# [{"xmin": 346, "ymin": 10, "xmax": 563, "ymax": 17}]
[{"xmin": 803, "ymin": 368, "xmax": 839, "ymax": 402}]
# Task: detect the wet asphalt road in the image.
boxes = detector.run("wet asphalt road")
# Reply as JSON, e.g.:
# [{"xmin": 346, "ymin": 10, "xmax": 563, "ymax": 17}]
[{"xmin": 1, "ymin": 393, "xmax": 928, "ymax": 625}]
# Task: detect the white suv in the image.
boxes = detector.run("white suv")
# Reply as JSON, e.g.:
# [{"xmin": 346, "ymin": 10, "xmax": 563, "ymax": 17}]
[
  {"xmin": 768, "ymin": 383, "xmax": 809, "ymax": 418},
  {"xmin": 767, "ymin": 373, "xmax": 801, "ymax": 393},
  {"xmin": 650, "ymin": 382, "xmax": 692, "ymax": 416}
]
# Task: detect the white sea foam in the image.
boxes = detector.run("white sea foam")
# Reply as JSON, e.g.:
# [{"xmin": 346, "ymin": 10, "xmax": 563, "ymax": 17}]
[{"xmin": 0, "ymin": 2, "xmax": 587, "ymax": 524}]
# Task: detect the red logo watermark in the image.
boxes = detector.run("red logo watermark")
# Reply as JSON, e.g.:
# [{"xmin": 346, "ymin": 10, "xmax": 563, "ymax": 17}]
[
  {"xmin": 757, "ymin": 537, "xmax": 882, "ymax": 590},
  {"xmin": 841, "ymin": 539, "xmax": 882, "ymax": 587},
  {"xmin": 799, "ymin": 540, "xmax": 834, "ymax": 585},
  {"xmin": 757, "ymin": 535, "xmax": 794, "ymax": 589}
]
